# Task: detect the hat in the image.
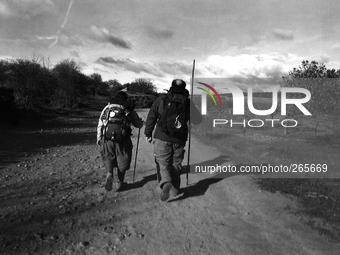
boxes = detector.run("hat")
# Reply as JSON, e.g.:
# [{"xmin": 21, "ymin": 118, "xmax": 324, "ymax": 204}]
[
  {"xmin": 114, "ymin": 91, "xmax": 128, "ymax": 101},
  {"xmin": 171, "ymin": 79, "xmax": 186, "ymax": 88}
]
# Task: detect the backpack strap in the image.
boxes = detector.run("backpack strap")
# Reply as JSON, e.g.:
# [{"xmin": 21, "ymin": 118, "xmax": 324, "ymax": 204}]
[
  {"xmin": 157, "ymin": 95, "xmax": 169, "ymax": 117},
  {"xmin": 157, "ymin": 91, "xmax": 189, "ymax": 138}
]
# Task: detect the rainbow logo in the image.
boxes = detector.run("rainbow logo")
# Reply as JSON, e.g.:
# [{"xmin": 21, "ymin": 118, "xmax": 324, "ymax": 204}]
[{"xmin": 196, "ymin": 82, "xmax": 223, "ymax": 106}]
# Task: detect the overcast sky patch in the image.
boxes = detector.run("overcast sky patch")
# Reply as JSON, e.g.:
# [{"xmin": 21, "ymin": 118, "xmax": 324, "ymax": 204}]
[
  {"xmin": 0, "ymin": 0, "xmax": 57, "ymax": 19},
  {"xmin": 146, "ymin": 26, "xmax": 174, "ymax": 39},
  {"xmin": 272, "ymin": 29, "xmax": 294, "ymax": 41}
]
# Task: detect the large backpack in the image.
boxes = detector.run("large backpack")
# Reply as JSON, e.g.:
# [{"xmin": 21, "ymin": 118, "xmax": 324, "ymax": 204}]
[
  {"xmin": 158, "ymin": 86, "xmax": 189, "ymax": 139},
  {"xmin": 102, "ymin": 101, "xmax": 131, "ymax": 142}
]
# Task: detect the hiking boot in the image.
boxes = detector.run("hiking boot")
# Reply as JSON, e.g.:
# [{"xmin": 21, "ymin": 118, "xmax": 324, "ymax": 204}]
[
  {"xmin": 170, "ymin": 186, "xmax": 179, "ymax": 197},
  {"xmin": 116, "ymin": 181, "xmax": 128, "ymax": 192},
  {"xmin": 105, "ymin": 173, "xmax": 113, "ymax": 191},
  {"xmin": 160, "ymin": 182, "xmax": 173, "ymax": 201}
]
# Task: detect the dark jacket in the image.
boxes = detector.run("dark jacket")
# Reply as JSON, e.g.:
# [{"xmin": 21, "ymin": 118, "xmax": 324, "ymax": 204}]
[{"xmin": 144, "ymin": 94, "xmax": 202, "ymax": 143}]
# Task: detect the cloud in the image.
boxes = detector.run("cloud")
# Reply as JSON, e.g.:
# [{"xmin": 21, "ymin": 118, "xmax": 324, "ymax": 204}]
[
  {"xmin": 220, "ymin": 34, "xmax": 269, "ymax": 50},
  {"xmin": 35, "ymin": 33, "xmax": 82, "ymax": 49},
  {"xmin": 70, "ymin": 50, "xmax": 79, "ymax": 58},
  {"xmin": 314, "ymin": 55, "xmax": 331, "ymax": 64},
  {"xmin": 272, "ymin": 29, "xmax": 294, "ymax": 41},
  {"xmin": 202, "ymin": 53, "xmax": 303, "ymax": 81},
  {"xmin": 96, "ymin": 57, "xmax": 200, "ymax": 78},
  {"xmin": 97, "ymin": 57, "xmax": 117, "ymax": 64},
  {"xmin": 59, "ymin": 34, "xmax": 83, "ymax": 48},
  {"xmin": 0, "ymin": 0, "xmax": 56, "ymax": 19},
  {"xmin": 0, "ymin": 2, "xmax": 12, "ymax": 17},
  {"xmin": 35, "ymin": 35, "xmax": 58, "ymax": 48},
  {"xmin": 48, "ymin": 0, "xmax": 74, "ymax": 48},
  {"xmin": 201, "ymin": 53, "xmax": 340, "ymax": 90},
  {"xmin": 96, "ymin": 57, "xmax": 162, "ymax": 76},
  {"xmin": 146, "ymin": 26, "xmax": 174, "ymax": 39},
  {"xmin": 332, "ymin": 43, "xmax": 340, "ymax": 51},
  {"xmin": 78, "ymin": 61, "xmax": 88, "ymax": 68},
  {"xmin": 89, "ymin": 26, "xmax": 131, "ymax": 49},
  {"xmin": 158, "ymin": 61, "xmax": 197, "ymax": 76},
  {"xmin": 0, "ymin": 55, "xmax": 16, "ymax": 61},
  {"xmin": 60, "ymin": 0, "xmax": 74, "ymax": 31},
  {"xmin": 33, "ymin": 0, "xmax": 75, "ymax": 49}
]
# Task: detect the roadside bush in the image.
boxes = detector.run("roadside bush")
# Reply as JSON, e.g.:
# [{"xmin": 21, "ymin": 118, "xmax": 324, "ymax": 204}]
[
  {"xmin": 128, "ymin": 78, "xmax": 157, "ymax": 94},
  {"xmin": 6, "ymin": 59, "xmax": 54, "ymax": 109},
  {"xmin": 0, "ymin": 87, "xmax": 17, "ymax": 126},
  {"xmin": 281, "ymin": 60, "xmax": 340, "ymax": 138}
]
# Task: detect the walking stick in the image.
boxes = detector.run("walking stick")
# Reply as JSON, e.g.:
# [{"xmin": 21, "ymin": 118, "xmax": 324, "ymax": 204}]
[
  {"xmin": 187, "ymin": 59, "xmax": 195, "ymax": 185},
  {"xmin": 133, "ymin": 128, "xmax": 141, "ymax": 183}
]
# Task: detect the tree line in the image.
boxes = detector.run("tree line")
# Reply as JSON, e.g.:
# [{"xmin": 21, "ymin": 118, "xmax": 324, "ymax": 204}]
[
  {"xmin": 282, "ymin": 60, "xmax": 340, "ymax": 118},
  {"xmin": 0, "ymin": 56, "xmax": 158, "ymax": 125}
]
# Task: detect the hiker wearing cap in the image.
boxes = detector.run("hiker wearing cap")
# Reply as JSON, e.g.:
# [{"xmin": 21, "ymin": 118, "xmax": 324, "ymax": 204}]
[
  {"xmin": 144, "ymin": 79, "xmax": 202, "ymax": 201},
  {"xmin": 97, "ymin": 91, "xmax": 143, "ymax": 192}
]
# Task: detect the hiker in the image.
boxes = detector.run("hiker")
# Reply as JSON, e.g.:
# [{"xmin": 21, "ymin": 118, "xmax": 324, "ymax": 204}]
[
  {"xmin": 97, "ymin": 91, "xmax": 143, "ymax": 192},
  {"xmin": 144, "ymin": 79, "xmax": 202, "ymax": 201}
]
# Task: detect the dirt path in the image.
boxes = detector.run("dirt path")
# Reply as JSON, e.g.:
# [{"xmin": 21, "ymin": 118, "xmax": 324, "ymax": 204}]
[{"xmin": 0, "ymin": 104, "xmax": 339, "ymax": 255}]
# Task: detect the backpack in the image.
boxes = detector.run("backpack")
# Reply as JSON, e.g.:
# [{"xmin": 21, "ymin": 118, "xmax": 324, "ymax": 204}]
[
  {"xmin": 158, "ymin": 86, "xmax": 189, "ymax": 139},
  {"xmin": 102, "ymin": 101, "xmax": 131, "ymax": 142}
]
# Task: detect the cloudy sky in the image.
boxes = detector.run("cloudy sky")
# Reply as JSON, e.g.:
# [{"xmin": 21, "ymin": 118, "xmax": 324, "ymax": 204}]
[{"xmin": 1, "ymin": 0, "xmax": 340, "ymax": 91}]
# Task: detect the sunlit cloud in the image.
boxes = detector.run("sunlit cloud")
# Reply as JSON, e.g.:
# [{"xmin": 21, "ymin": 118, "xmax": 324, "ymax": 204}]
[
  {"xmin": 201, "ymin": 53, "xmax": 303, "ymax": 80},
  {"xmin": 0, "ymin": 55, "xmax": 16, "ymax": 61}
]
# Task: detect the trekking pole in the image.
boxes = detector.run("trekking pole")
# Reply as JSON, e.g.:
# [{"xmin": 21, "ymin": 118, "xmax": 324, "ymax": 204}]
[
  {"xmin": 187, "ymin": 59, "xmax": 195, "ymax": 185},
  {"xmin": 133, "ymin": 127, "xmax": 141, "ymax": 183}
]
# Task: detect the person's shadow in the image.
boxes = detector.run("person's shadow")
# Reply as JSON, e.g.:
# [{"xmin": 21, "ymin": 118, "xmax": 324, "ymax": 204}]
[
  {"xmin": 125, "ymin": 155, "xmax": 265, "ymax": 201},
  {"xmin": 181, "ymin": 155, "xmax": 230, "ymax": 175},
  {"xmin": 169, "ymin": 158, "xmax": 265, "ymax": 202},
  {"xmin": 124, "ymin": 155, "xmax": 230, "ymax": 193},
  {"xmin": 168, "ymin": 155, "xmax": 231, "ymax": 202},
  {"xmin": 124, "ymin": 171, "xmax": 158, "ymax": 191}
]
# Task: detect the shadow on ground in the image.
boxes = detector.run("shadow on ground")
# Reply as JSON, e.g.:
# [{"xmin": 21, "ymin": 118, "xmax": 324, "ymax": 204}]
[
  {"xmin": 0, "ymin": 111, "xmax": 99, "ymax": 167},
  {"xmin": 171, "ymin": 156, "xmax": 265, "ymax": 202},
  {"xmin": 0, "ymin": 173, "xmax": 103, "ymax": 236}
]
